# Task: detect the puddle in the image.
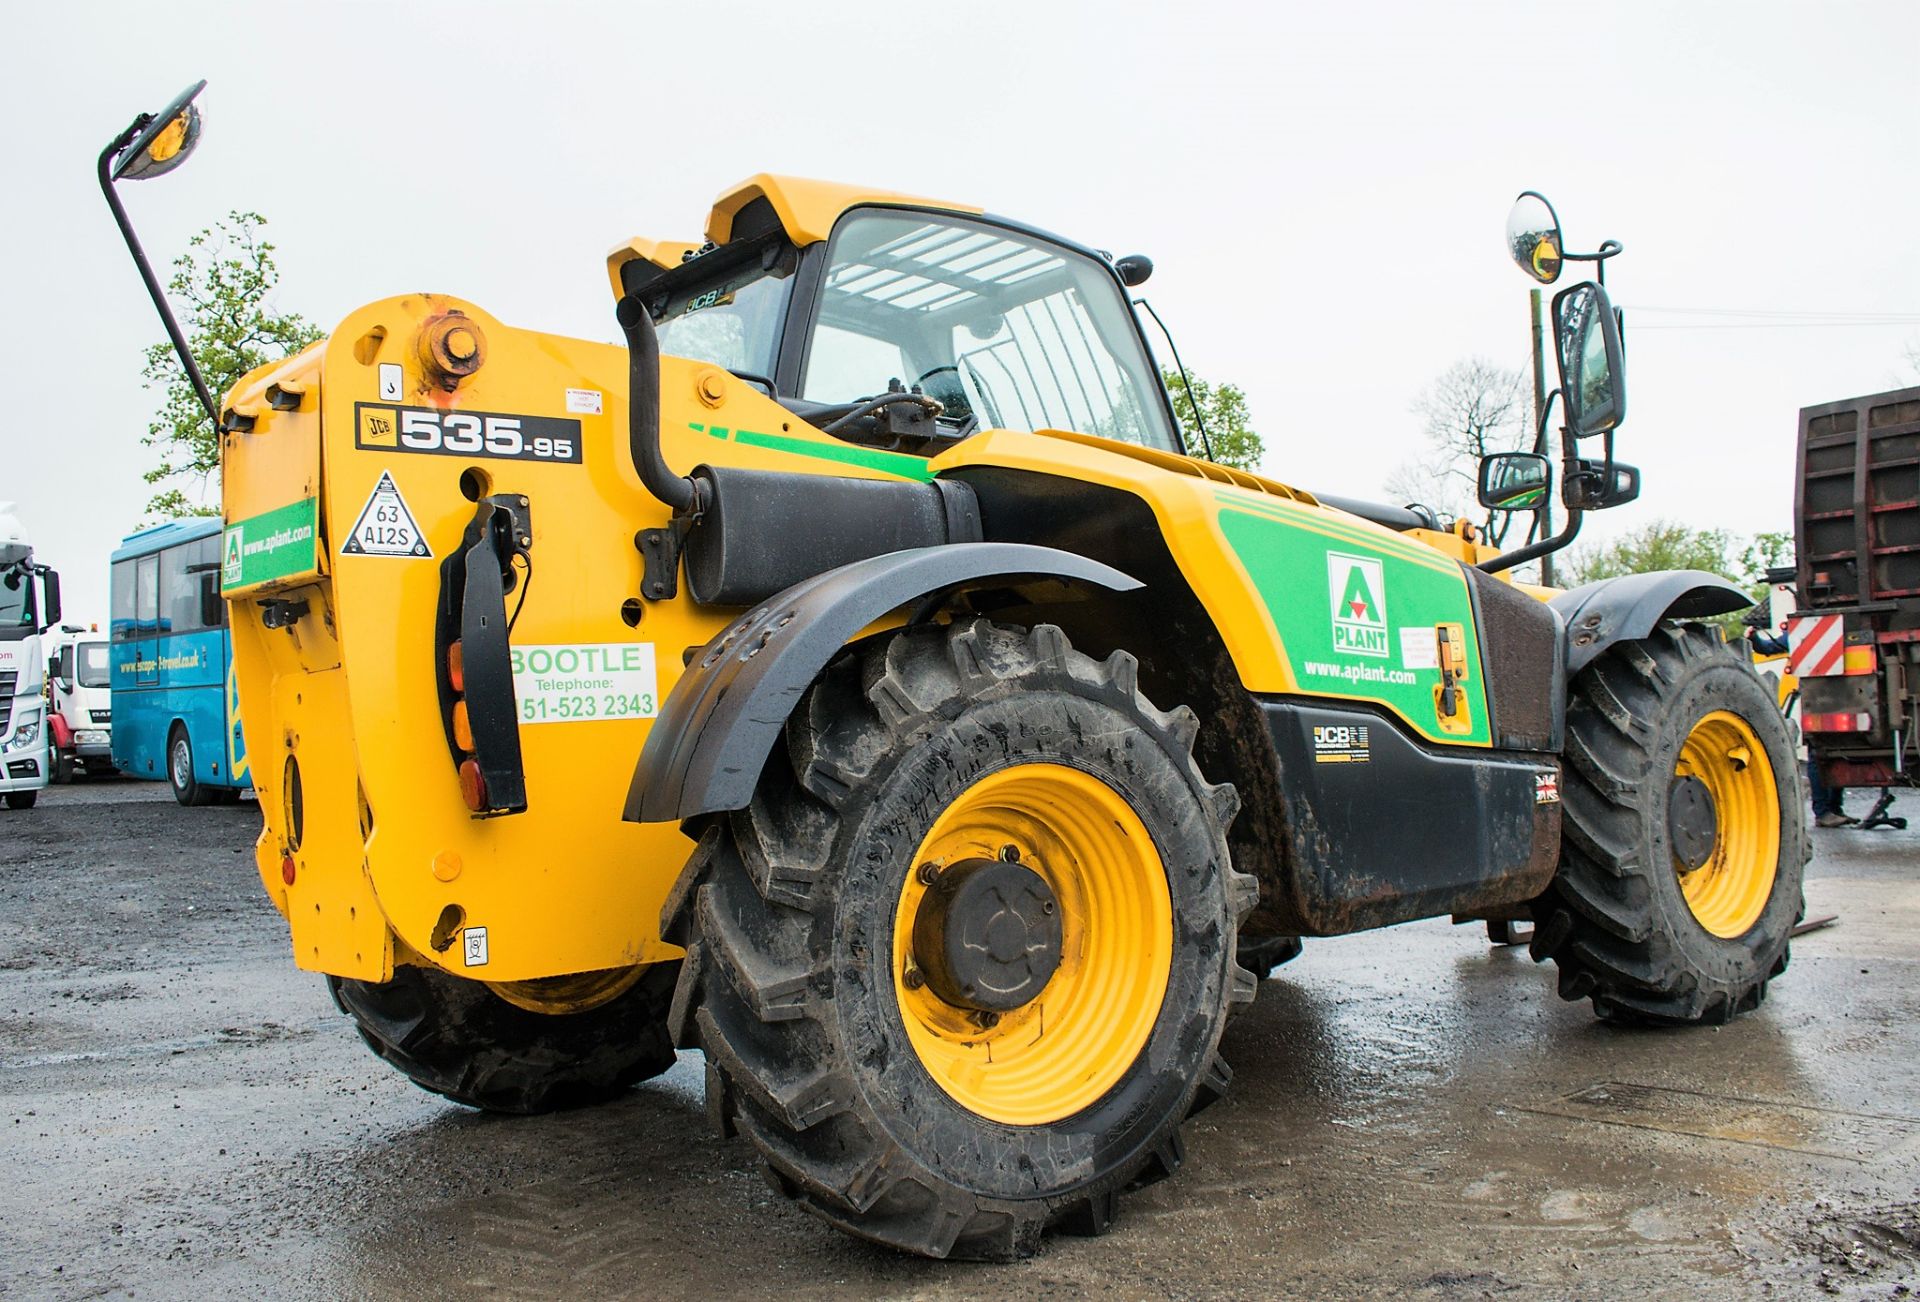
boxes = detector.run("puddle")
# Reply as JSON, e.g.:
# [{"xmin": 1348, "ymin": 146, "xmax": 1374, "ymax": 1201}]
[{"xmin": 1522, "ymin": 1081, "xmax": 1920, "ymax": 1162}]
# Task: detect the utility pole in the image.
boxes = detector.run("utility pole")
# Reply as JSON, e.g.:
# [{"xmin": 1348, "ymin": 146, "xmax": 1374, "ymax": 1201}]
[{"xmin": 1528, "ymin": 288, "xmax": 1555, "ymax": 587}]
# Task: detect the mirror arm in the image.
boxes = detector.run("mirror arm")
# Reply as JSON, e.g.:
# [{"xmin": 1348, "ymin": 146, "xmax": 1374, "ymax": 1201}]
[
  {"xmin": 1561, "ymin": 239, "xmax": 1624, "ymax": 287},
  {"xmin": 98, "ymin": 125, "xmax": 219, "ymax": 429},
  {"xmin": 1478, "ymin": 503, "xmax": 1583, "ymax": 575},
  {"xmin": 1478, "ymin": 408, "xmax": 1584, "ymax": 576}
]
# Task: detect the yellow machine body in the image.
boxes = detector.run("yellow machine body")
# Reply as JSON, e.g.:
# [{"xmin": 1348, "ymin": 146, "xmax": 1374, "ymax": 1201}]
[{"xmin": 221, "ymin": 175, "xmax": 1514, "ymax": 983}]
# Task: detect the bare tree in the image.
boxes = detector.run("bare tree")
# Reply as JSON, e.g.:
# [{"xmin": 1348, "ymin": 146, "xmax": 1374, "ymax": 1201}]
[{"xmin": 1384, "ymin": 357, "xmax": 1529, "ymax": 522}]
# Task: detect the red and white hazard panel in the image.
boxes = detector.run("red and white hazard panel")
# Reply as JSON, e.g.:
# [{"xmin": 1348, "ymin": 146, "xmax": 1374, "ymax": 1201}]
[{"xmin": 1786, "ymin": 614, "xmax": 1846, "ymax": 677}]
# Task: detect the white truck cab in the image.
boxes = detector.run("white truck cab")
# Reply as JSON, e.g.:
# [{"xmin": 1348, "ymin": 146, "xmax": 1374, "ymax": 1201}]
[
  {"xmin": 0, "ymin": 502, "xmax": 62, "ymax": 810},
  {"xmin": 45, "ymin": 625, "xmax": 113, "ymax": 781}
]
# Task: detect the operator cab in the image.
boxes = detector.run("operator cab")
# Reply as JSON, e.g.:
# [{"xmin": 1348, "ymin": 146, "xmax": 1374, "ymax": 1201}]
[{"xmin": 624, "ymin": 196, "xmax": 1184, "ymax": 458}]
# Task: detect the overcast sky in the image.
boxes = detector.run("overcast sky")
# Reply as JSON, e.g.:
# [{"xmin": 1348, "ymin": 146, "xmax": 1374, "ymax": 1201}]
[{"xmin": 6, "ymin": 0, "xmax": 1919, "ymax": 621}]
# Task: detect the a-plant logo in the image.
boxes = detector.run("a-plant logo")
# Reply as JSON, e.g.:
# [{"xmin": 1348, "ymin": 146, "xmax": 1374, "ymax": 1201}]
[
  {"xmin": 1328, "ymin": 552, "xmax": 1389, "ymax": 657},
  {"xmin": 222, "ymin": 526, "xmax": 243, "ymax": 586}
]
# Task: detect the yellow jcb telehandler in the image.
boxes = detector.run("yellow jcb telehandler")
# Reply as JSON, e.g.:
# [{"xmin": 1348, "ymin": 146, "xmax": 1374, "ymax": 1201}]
[{"xmin": 100, "ymin": 85, "xmax": 1808, "ymax": 1259}]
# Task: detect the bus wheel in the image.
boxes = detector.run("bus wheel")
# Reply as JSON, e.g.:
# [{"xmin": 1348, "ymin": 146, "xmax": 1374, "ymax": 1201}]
[{"xmin": 167, "ymin": 726, "xmax": 214, "ymax": 807}]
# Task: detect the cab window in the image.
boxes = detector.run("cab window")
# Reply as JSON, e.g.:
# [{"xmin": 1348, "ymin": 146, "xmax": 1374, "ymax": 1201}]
[{"xmin": 802, "ymin": 211, "xmax": 1178, "ymax": 451}]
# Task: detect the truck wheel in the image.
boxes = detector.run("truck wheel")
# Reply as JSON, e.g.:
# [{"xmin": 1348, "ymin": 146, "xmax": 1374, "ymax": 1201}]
[
  {"xmin": 329, "ymin": 961, "xmax": 679, "ymax": 1114},
  {"xmin": 665, "ymin": 620, "xmax": 1255, "ymax": 1260},
  {"xmin": 167, "ymin": 726, "xmax": 214, "ymax": 807},
  {"xmin": 1534, "ymin": 624, "xmax": 1809, "ymax": 1024},
  {"xmin": 4, "ymin": 791, "xmax": 35, "ymax": 811},
  {"xmin": 52, "ymin": 752, "xmax": 74, "ymax": 784}
]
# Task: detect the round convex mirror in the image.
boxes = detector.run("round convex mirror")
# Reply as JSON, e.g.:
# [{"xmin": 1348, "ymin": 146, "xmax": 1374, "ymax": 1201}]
[{"xmin": 1505, "ymin": 191, "xmax": 1563, "ymax": 284}]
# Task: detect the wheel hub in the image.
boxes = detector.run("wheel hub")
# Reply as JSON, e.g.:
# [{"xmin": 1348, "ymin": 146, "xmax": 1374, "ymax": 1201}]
[
  {"xmin": 912, "ymin": 857, "xmax": 1063, "ymax": 1012},
  {"xmin": 1668, "ymin": 773, "xmax": 1718, "ymax": 871}
]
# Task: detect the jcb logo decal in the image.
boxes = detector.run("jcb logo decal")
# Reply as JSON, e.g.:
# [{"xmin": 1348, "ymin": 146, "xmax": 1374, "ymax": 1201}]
[{"xmin": 1328, "ymin": 552, "xmax": 1389, "ymax": 658}]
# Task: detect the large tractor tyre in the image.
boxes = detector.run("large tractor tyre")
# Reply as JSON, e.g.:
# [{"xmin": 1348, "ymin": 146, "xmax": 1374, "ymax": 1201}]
[
  {"xmin": 166, "ymin": 725, "xmax": 214, "ymax": 807},
  {"xmin": 1533, "ymin": 623, "xmax": 1809, "ymax": 1025},
  {"xmin": 329, "ymin": 960, "xmax": 680, "ymax": 1114},
  {"xmin": 665, "ymin": 619, "xmax": 1256, "ymax": 1260}
]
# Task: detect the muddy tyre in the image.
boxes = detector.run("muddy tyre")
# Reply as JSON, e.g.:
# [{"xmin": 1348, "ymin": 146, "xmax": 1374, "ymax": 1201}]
[
  {"xmin": 664, "ymin": 619, "xmax": 1255, "ymax": 1259},
  {"xmin": 329, "ymin": 961, "xmax": 679, "ymax": 1114},
  {"xmin": 1533, "ymin": 624, "xmax": 1808, "ymax": 1024}
]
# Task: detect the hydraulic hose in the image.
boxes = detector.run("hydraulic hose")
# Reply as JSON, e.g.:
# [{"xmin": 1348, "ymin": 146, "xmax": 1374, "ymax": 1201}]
[{"xmin": 616, "ymin": 295, "xmax": 698, "ymax": 515}]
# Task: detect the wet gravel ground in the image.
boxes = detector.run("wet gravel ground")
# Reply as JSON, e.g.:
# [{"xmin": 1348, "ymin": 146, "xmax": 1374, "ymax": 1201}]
[{"xmin": 2, "ymin": 779, "xmax": 1917, "ymax": 1300}]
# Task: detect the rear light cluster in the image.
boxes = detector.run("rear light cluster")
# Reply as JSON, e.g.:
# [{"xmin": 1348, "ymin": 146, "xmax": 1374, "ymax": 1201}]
[
  {"xmin": 1803, "ymin": 710, "xmax": 1874, "ymax": 733},
  {"xmin": 447, "ymin": 639, "xmax": 487, "ymax": 810}
]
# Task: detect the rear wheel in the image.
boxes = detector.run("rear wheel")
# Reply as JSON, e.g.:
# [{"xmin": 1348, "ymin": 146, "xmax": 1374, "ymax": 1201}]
[
  {"xmin": 664, "ymin": 620, "xmax": 1254, "ymax": 1259},
  {"xmin": 330, "ymin": 960, "xmax": 679, "ymax": 1113},
  {"xmin": 1533, "ymin": 624, "xmax": 1808, "ymax": 1023},
  {"xmin": 167, "ymin": 726, "xmax": 213, "ymax": 807}
]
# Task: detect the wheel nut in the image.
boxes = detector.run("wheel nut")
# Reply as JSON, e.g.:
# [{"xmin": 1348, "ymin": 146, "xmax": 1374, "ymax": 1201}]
[
  {"xmin": 999, "ymin": 844, "xmax": 1020, "ymax": 862},
  {"xmin": 917, "ymin": 862, "xmax": 940, "ymax": 885},
  {"xmin": 903, "ymin": 965, "xmax": 925, "ymax": 990},
  {"xmin": 972, "ymin": 1010, "xmax": 1000, "ymax": 1029}
]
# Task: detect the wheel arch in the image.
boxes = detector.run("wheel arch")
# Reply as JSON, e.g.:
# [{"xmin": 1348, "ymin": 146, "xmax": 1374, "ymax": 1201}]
[
  {"xmin": 624, "ymin": 542, "xmax": 1142, "ymax": 823},
  {"xmin": 1550, "ymin": 569, "xmax": 1752, "ymax": 676}
]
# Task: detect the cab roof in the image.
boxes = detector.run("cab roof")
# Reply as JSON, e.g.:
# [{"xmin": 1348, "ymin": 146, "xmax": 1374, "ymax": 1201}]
[{"xmin": 607, "ymin": 173, "xmax": 982, "ymax": 299}]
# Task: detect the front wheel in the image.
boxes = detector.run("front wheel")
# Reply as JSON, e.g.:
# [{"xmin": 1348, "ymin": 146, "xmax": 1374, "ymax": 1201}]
[
  {"xmin": 1533, "ymin": 624, "xmax": 1808, "ymax": 1023},
  {"xmin": 4, "ymin": 791, "xmax": 36, "ymax": 811},
  {"xmin": 665, "ymin": 620, "xmax": 1255, "ymax": 1259}
]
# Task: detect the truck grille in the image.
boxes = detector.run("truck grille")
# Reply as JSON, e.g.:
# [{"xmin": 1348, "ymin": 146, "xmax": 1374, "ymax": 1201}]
[
  {"xmin": 90, "ymin": 709, "xmax": 112, "ymax": 724},
  {"xmin": 0, "ymin": 670, "xmax": 15, "ymax": 721}
]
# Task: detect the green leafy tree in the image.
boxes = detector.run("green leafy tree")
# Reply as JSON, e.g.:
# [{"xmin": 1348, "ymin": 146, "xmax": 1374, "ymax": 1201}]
[
  {"xmin": 141, "ymin": 211, "xmax": 324, "ymax": 517},
  {"xmin": 1163, "ymin": 367, "xmax": 1264, "ymax": 471}
]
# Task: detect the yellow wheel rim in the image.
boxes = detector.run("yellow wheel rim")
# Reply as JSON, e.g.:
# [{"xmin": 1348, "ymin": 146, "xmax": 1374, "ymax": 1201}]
[
  {"xmin": 486, "ymin": 964, "xmax": 647, "ymax": 1015},
  {"xmin": 1674, "ymin": 710, "xmax": 1780, "ymax": 939},
  {"xmin": 892, "ymin": 763, "xmax": 1173, "ymax": 1127}
]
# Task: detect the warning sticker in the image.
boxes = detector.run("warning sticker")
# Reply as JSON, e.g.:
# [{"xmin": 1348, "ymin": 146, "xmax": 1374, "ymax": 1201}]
[
  {"xmin": 462, "ymin": 926, "xmax": 489, "ymax": 967},
  {"xmin": 342, "ymin": 471, "xmax": 430, "ymax": 558},
  {"xmin": 1400, "ymin": 626, "xmax": 1439, "ymax": 670},
  {"xmin": 510, "ymin": 643, "xmax": 659, "ymax": 724}
]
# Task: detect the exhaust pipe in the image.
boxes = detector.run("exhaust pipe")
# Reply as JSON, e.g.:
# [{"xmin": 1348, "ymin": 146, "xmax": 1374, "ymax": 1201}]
[{"xmin": 616, "ymin": 295, "xmax": 699, "ymax": 515}]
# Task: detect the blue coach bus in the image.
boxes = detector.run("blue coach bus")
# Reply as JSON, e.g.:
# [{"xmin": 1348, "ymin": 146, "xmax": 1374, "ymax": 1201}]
[{"xmin": 110, "ymin": 519, "xmax": 249, "ymax": 805}]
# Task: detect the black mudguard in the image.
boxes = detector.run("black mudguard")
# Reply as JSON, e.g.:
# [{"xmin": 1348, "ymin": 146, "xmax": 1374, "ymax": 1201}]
[
  {"xmin": 624, "ymin": 543, "xmax": 1140, "ymax": 823},
  {"xmin": 1551, "ymin": 569, "xmax": 1751, "ymax": 675}
]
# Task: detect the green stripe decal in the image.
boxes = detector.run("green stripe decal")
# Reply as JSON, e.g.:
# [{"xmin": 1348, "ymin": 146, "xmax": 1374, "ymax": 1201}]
[
  {"xmin": 1214, "ymin": 488, "xmax": 1459, "ymax": 575},
  {"xmin": 1218, "ymin": 505, "xmax": 1489, "ymax": 746},
  {"xmin": 691, "ymin": 422, "xmax": 932, "ymax": 481}
]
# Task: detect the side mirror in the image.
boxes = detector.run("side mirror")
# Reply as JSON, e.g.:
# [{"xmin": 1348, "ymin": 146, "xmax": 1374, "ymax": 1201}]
[
  {"xmin": 40, "ymin": 568, "xmax": 61, "ymax": 632},
  {"xmin": 1505, "ymin": 191, "xmax": 1564, "ymax": 284},
  {"xmin": 1477, "ymin": 452, "xmax": 1552, "ymax": 512},
  {"xmin": 1114, "ymin": 254, "xmax": 1153, "ymax": 287},
  {"xmin": 1552, "ymin": 281, "xmax": 1626, "ymax": 437},
  {"xmin": 110, "ymin": 82, "xmax": 206, "ymax": 181},
  {"xmin": 1566, "ymin": 458, "xmax": 1640, "ymax": 511}
]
